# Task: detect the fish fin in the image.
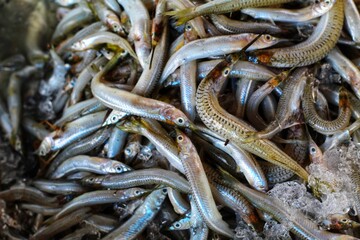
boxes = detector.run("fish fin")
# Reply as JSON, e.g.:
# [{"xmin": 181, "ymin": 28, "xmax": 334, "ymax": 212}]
[{"xmin": 165, "ymin": 8, "xmax": 194, "ymax": 26}]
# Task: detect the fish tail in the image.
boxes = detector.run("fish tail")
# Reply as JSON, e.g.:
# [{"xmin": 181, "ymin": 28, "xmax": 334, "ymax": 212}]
[{"xmin": 165, "ymin": 8, "xmax": 195, "ymax": 26}]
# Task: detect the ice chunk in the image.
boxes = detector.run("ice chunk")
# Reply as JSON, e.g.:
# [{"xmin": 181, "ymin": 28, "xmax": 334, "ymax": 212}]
[
  {"xmin": 268, "ymin": 181, "xmax": 322, "ymax": 219},
  {"xmin": 234, "ymin": 217, "xmax": 262, "ymax": 240},
  {"xmin": 263, "ymin": 220, "xmax": 291, "ymax": 240},
  {"xmin": 269, "ymin": 142, "xmax": 360, "ymax": 223}
]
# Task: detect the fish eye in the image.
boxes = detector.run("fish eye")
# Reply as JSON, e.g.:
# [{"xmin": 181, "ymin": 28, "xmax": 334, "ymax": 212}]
[
  {"xmin": 310, "ymin": 147, "xmax": 316, "ymax": 153},
  {"xmin": 162, "ymin": 188, "xmax": 168, "ymax": 194},
  {"xmin": 264, "ymin": 35, "xmax": 272, "ymax": 41},
  {"xmin": 223, "ymin": 68, "xmax": 230, "ymax": 76},
  {"xmin": 177, "ymin": 135, "xmax": 184, "ymax": 142},
  {"xmin": 174, "ymin": 223, "xmax": 181, "ymax": 228},
  {"xmin": 348, "ymin": 207, "xmax": 357, "ymax": 216},
  {"xmin": 185, "ymin": 24, "xmax": 192, "ymax": 31},
  {"xmin": 324, "ymin": 0, "xmax": 330, "ymax": 4},
  {"xmin": 134, "ymin": 190, "xmax": 140, "ymax": 195},
  {"xmin": 176, "ymin": 117, "xmax": 185, "ymax": 125},
  {"xmin": 315, "ymin": 0, "xmax": 320, "ymax": 3},
  {"xmin": 88, "ymin": 177, "xmax": 94, "ymax": 182},
  {"xmin": 340, "ymin": 219, "xmax": 349, "ymax": 223},
  {"xmin": 116, "ymin": 166, "xmax": 122, "ymax": 172},
  {"xmin": 111, "ymin": 115, "xmax": 118, "ymax": 122},
  {"xmin": 125, "ymin": 148, "xmax": 132, "ymax": 155}
]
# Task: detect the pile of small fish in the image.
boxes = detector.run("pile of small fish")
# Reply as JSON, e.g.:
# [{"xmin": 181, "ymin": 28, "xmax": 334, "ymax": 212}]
[{"xmin": 1, "ymin": 0, "xmax": 360, "ymax": 239}]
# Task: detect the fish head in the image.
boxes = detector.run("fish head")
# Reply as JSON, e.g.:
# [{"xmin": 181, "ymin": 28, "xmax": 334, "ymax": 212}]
[
  {"xmin": 257, "ymin": 34, "xmax": 282, "ymax": 48},
  {"xmin": 105, "ymin": 160, "xmax": 132, "ymax": 174},
  {"xmin": 36, "ymin": 135, "xmax": 54, "ymax": 156},
  {"xmin": 168, "ymin": 217, "xmax": 191, "ymax": 231},
  {"xmin": 161, "ymin": 106, "xmax": 194, "ymax": 129},
  {"xmin": 124, "ymin": 187, "xmax": 149, "ymax": 199},
  {"xmin": 70, "ymin": 41, "xmax": 85, "ymax": 51},
  {"xmin": 314, "ymin": 0, "xmax": 336, "ymax": 14},
  {"xmin": 309, "ymin": 137, "xmax": 324, "ymax": 164},
  {"xmin": 124, "ymin": 143, "xmax": 140, "ymax": 160},
  {"xmin": 116, "ymin": 117, "xmax": 142, "ymax": 133},
  {"xmin": 175, "ymin": 128, "xmax": 198, "ymax": 159}
]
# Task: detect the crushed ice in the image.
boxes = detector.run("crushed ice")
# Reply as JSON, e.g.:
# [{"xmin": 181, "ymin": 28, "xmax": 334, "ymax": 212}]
[{"xmin": 235, "ymin": 142, "xmax": 360, "ymax": 239}]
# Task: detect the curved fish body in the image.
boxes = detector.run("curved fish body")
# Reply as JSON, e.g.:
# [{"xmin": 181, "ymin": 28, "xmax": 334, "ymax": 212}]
[
  {"xmin": 180, "ymin": 23, "xmax": 198, "ymax": 121},
  {"xmin": 20, "ymin": 204, "xmax": 60, "ymax": 216},
  {"xmin": 189, "ymin": 199, "xmax": 209, "ymax": 240},
  {"xmin": 196, "ymin": 126, "xmax": 267, "ymax": 192},
  {"xmin": 83, "ymin": 214, "xmax": 118, "ymax": 233},
  {"xmin": 302, "ymin": 78, "xmax": 351, "ymax": 135},
  {"xmin": 37, "ymin": 111, "xmax": 107, "ymax": 156},
  {"xmin": 210, "ymin": 180, "xmax": 262, "ymax": 232},
  {"xmin": 32, "ymin": 180, "xmax": 86, "ymax": 195},
  {"xmin": 54, "ymin": 188, "xmax": 147, "ymax": 220},
  {"xmin": 235, "ymin": 78, "xmax": 257, "ymax": 119},
  {"xmin": 30, "ymin": 208, "xmax": 91, "ymax": 240},
  {"xmin": 102, "ymin": 188, "xmax": 167, "ymax": 240},
  {"xmin": 210, "ymin": 14, "xmax": 283, "ymax": 34},
  {"xmin": 245, "ymin": 69, "xmax": 292, "ymax": 129},
  {"xmin": 71, "ymin": 31, "xmax": 137, "ymax": 61},
  {"xmin": 25, "ymin": 1, "xmax": 49, "ymax": 65},
  {"xmin": 57, "ymin": 21, "xmax": 107, "ymax": 54},
  {"xmin": 92, "ymin": 0, "xmax": 124, "ymax": 35},
  {"xmin": 46, "ymin": 127, "xmax": 111, "ymax": 177},
  {"xmin": 50, "ymin": 155, "xmax": 132, "ymax": 179},
  {"xmin": 91, "ymin": 56, "xmax": 194, "ymax": 129},
  {"xmin": 249, "ymin": 0, "xmax": 344, "ymax": 67},
  {"xmin": 117, "ymin": 0, "xmax": 151, "ymax": 68},
  {"xmin": 70, "ymin": 57, "xmax": 108, "ymax": 105},
  {"xmin": 175, "ymin": 129, "xmax": 234, "ymax": 238},
  {"xmin": 117, "ymin": 118, "xmax": 184, "ymax": 173},
  {"xmin": 196, "ymin": 55, "xmax": 309, "ymax": 181},
  {"xmin": 167, "ymin": 187, "xmax": 190, "ymax": 215},
  {"xmin": 81, "ymin": 168, "xmax": 191, "ymax": 193},
  {"xmin": 105, "ymin": 127, "xmax": 128, "ymax": 158},
  {"xmin": 0, "ymin": 186, "xmax": 58, "ymax": 207},
  {"xmin": 52, "ymin": 6, "xmax": 94, "ymax": 44},
  {"xmin": 39, "ymin": 50, "xmax": 69, "ymax": 97},
  {"xmin": 160, "ymin": 33, "xmax": 281, "ymax": 83},
  {"xmin": 54, "ymin": 98, "xmax": 105, "ymax": 127},
  {"xmin": 132, "ymin": 21, "xmax": 169, "ymax": 97},
  {"xmin": 242, "ymin": 0, "xmax": 335, "ymax": 22},
  {"xmin": 320, "ymin": 84, "xmax": 360, "ymax": 119},
  {"xmin": 326, "ymin": 47, "xmax": 360, "ymax": 100},
  {"xmin": 344, "ymin": 0, "xmax": 360, "ymax": 43},
  {"xmin": 165, "ymin": 59, "xmax": 275, "ymax": 88},
  {"xmin": 244, "ymin": 67, "xmax": 307, "ymax": 141},
  {"xmin": 165, "ymin": 0, "xmax": 293, "ymax": 25}
]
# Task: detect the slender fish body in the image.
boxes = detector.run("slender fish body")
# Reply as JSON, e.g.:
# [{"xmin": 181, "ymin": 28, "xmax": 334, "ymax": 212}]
[
  {"xmin": 249, "ymin": 0, "xmax": 344, "ymax": 67},
  {"xmin": 175, "ymin": 129, "xmax": 234, "ymax": 238},
  {"xmin": 101, "ymin": 188, "xmax": 168, "ymax": 240}
]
